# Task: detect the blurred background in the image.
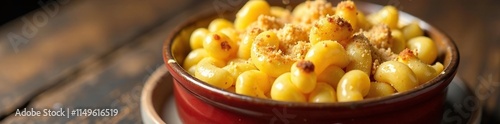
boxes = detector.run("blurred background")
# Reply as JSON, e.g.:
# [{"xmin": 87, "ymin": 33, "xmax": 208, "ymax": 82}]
[{"xmin": 0, "ymin": 0, "xmax": 498, "ymax": 123}]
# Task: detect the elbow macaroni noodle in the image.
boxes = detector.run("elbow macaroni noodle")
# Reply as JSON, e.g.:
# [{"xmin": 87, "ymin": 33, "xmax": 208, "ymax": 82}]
[
  {"xmin": 183, "ymin": 0, "xmax": 443, "ymax": 103},
  {"xmin": 337, "ymin": 70, "xmax": 371, "ymax": 102},
  {"xmin": 290, "ymin": 60, "xmax": 318, "ymax": 94},
  {"xmin": 345, "ymin": 35, "xmax": 372, "ymax": 75}
]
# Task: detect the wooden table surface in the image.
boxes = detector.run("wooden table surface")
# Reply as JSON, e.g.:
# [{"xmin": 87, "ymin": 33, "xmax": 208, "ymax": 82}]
[{"xmin": 0, "ymin": 0, "xmax": 498, "ymax": 123}]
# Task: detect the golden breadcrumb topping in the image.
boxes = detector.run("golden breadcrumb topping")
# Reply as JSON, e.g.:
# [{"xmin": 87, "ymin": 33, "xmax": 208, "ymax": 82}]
[
  {"xmin": 364, "ymin": 24, "xmax": 392, "ymax": 49},
  {"xmin": 247, "ymin": 15, "xmax": 284, "ymax": 32},
  {"xmin": 293, "ymin": 0, "xmax": 335, "ymax": 28},
  {"xmin": 278, "ymin": 24, "xmax": 309, "ymax": 45},
  {"xmin": 351, "ymin": 33, "xmax": 372, "ymax": 57},
  {"xmin": 254, "ymin": 32, "xmax": 310, "ymax": 64}
]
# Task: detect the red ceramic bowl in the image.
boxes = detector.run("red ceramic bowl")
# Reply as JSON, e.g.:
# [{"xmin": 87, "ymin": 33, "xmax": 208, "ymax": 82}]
[{"xmin": 163, "ymin": 1, "xmax": 459, "ymax": 124}]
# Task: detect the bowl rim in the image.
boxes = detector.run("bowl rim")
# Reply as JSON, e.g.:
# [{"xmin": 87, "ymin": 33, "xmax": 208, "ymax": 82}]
[
  {"xmin": 162, "ymin": 1, "xmax": 460, "ymax": 108},
  {"xmin": 141, "ymin": 64, "xmax": 169, "ymax": 124}
]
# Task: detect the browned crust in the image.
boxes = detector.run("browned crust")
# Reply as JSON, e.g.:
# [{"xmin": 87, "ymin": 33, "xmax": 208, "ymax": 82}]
[
  {"xmin": 333, "ymin": 16, "xmax": 353, "ymax": 32},
  {"xmin": 213, "ymin": 34, "xmax": 221, "ymax": 40},
  {"xmin": 296, "ymin": 60, "xmax": 315, "ymax": 73},
  {"xmin": 220, "ymin": 41, "xmax": 231, "ymax": 51},
  {"xmin": 397, "ymin": 48, "xmax": 418, "ymax": 62}
]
